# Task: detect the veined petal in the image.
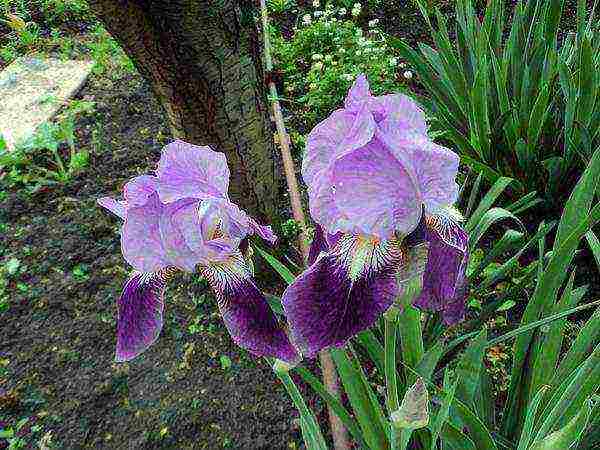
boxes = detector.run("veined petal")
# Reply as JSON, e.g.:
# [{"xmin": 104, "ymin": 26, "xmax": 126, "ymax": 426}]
[
  {"xmin": 157, "ymin": 140, "xmax": 230, "ymax": 203},
  {"xmin": 302, "ymin": 106, "xmax": 375, "ymax": 188},
  {"xmin": 411, "ymin": 138, "xmax": 460, "ymax": 213},
  {"xmin": 201, "ymin": 253, "xmax": 299, "ymax": 363},
  {"xmin": 249, "ymin": 218, "xmax": 277, "ymax": 245},
  {"xmin": 98, "ymin": 197, "xmax": 126, "ymax": 219},
  {"xmin": 115, "ymin": 270, "xmax": 170, "ymax": 362},
  {"xmin": 375, "ymin": 94, "xmax": 428, "ymax": 137},
  {"xmin": 344, "ymin": 73, "xmax": 371, "ymax": 109},
  {"xmin": 413, "ymin": 214, "xmax": 468, "ymax": 324},
  {"xmin": 282, "ymin": 235, "xmax": 404, "ymax": 358},
  {"xmin": 122, "ymin": 193, "xmax": 170, "ymax": 273},
  {"xmin": 159, "ymin": 199, "xmax": 205, "ymax": 271},
  {"xmin": 123, "ymin": 175, "xmax": 159, "ymax": 207},
  {"xmin": 330, "ymin": 139, "xmax": 422, "ymax": 239}
]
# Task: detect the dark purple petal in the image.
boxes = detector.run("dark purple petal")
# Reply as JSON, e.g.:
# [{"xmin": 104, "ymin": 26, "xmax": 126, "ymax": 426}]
[
  {"xmin": 98, "ymin": 197, "xmax": 126, "ymax": 219},
  {"xmin": 115, "ymin": 271, "xmax": 169, "ymax": 362},
  {"xmin": 282, "ymin": 235, "xmax": 404, "ymax": 358},
  {"xmin": 308, "ymin": 224, "xmax": 328, "ymax": 266},
  {"xmin": 201, "ymin": 253, "xmax": 299, "ymax": 363},
  {"xmin": 413, "ymin": 214, "xmax": 468, "ymax": 325}
]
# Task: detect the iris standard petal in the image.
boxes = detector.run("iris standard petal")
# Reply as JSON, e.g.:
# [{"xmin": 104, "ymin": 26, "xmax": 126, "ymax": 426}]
[
  {"xmin": 302, "ymin": 106, "xmax": 376, "ymax": 187},
  {"xmin": 411, "ymin": 138, "xmax": 460, "ymax": 213},
  {"xmin": 123, "ymin": 175, "xmax": 159, "ymax": 207},
  {"xmin": 330, "ymin": 139, "xmax": 422, "ymax": 239},
  {"xmin": 159, "ymin": 198, "xmax": 205, "ymax": 271},
  {"xmin": 121, "ymin": 193, "xmax": 170, "ymax": 273},
  {"xmin": 201, "ymin": 253, "xmax": 299, "ymax": 363},
  {"xmin": 115, "ymin": 270, "xmax": 168, "ymax": 362},
  {"xmin": 97, "ymin": 197, "xmax": 126, "ymax": 219},
  {"xmin": 156, "ymin": 140, "xmax": 230, "ymax": 203},
  {"xmin": 281, "ymin": 235, "xmax": 404, "ymax": 358},
  {"xmin": 344, "ymin": 73, "xmax": 371, "ymax": 109},
  {"xmin": 375, "ymin": 94, "xmax": 428, "ymax": 137}
]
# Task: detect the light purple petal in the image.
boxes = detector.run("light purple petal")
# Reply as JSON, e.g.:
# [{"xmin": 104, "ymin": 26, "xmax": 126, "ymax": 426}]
[
  {"xmin": 159, "ymin": 199, "xmax": 205, "ymax": 271},
  {"xmin": 121, "ymin": 193, "xmax": 170, "ymax": 273},
  {"xmin": 123, "ymin": 175, "xmax": 159, "ymax": 207},
  {"xmin": 115, "ymin": 271, "xmax": 167, "ymax": 362},
  {"xmin": 344, "ymin": 73, "xmax": 371, "ymax": 109},
  {"xmin": 281, "ymin": 235, "xmax": 403, "ymax": 358},
  {"xmin": 413, "ymin": 214, "xmax": 468, "ymax": 325},
  {"xmin": 249, "ymin": 218, "xmax": 277, "ymax": 245},
  {"xmin": 156, "ymin": 140, "xmax": 230, "ymax": 203},
  {"xmin": 375, "ymin": 94, "xmax": 428, "ymax": 137},
  {"xmin": 201, "ymin": 253, "xmax": 299, "ymax": 363},
  {"xmin": 98, "ymin": 197, "xmax": 126, "ymax": 219},
  {"xmin": 302, "ymin": 105, "xmax": 376, "ymax": 188},
  {"xmin": 329, "ymin": 139, "xmax": 422, "ymax": 239},
  {"xmin": 411, "ymin": 138, "xmax": 460, "ymax": 213}
]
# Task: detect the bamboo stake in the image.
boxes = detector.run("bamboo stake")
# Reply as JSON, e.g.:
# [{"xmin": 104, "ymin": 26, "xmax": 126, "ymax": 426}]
[{"xmin": 258, "ymin": 2, "xmax": 350, "ymax": 449}]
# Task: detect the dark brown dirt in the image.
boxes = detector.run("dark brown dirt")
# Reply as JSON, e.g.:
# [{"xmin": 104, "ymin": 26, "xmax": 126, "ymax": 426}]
[{"xmin": 0, "ymin": 71, "xmax": 315, "ymax": 449}]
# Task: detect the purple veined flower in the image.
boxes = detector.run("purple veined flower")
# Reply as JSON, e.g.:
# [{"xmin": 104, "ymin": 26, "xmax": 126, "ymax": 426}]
[
  {"xmin": 98, "ymin": 140, "xmax": 298, "ymax": 365},
  {"xmin": 281, "ymin": 74, "xmax": 468, "ymax": 358}
]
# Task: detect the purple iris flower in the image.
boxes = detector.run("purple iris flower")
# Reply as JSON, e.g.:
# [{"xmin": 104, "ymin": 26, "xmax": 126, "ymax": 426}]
[
  {"xmin": 98, "ymin": 140, "xmax": 298, "ymax": 364},
  {"xmin": 281, "ymin": 75, "xmax": 468, "ymax": 358}
]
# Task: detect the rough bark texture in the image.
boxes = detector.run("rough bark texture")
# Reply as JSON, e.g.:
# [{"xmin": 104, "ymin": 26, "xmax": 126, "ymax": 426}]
[{"xmin": 87, "ymin": 0, "xmax": 279, "ymax": 221}]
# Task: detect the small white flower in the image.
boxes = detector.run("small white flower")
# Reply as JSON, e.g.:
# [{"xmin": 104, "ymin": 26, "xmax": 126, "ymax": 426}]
[
  {"xmin": 313, "ymin": 61, "xmax": 323, "ymax": 71},
  {"xmin": 398, "ymin": 62, "xmax": 407, "ymax": 69},
  {"xmin": 389, "ymin": 57, "xmax": 398, "ymax": 66},
  {"xmin": 312, "ymin": 53, "xmax": 323, "ymax": 61},
  {"xmin": 312, "ymin": 0, "xmax": 320, "ymax": 7},
  {"xmin": 302, "ymin": 14, "xmax": 312, "ymax": 25},
  {"xmin": 314, "ymin": 10, "xmax": 323, "ymax": 17},
  {"xmin": 309, "ymin": 82, "xmax": 318, "ymax": 90},
  {"xmin": 338, "ymin": 48, "xmax": 346, "ymax": 54},
  {"xmin": 368, "ymin": 19, "xmax": 379, "ymax": 27},
  {"xmin": 338, "ymin": 7, "xmax": 347, "ymax": 15},
  {"xmin": 403, "ymin": 70, "xmax": 413, "ymax": 79},
  {"xmin": 343, "ymin": 73, "xmax": 354, "ymax": 81},
  {"xmin": 324, "ymin": 54, "xmax": 333, "ymax": 62}
]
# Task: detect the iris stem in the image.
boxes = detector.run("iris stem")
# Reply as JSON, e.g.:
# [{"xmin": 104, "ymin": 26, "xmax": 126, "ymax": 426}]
[
  {"xmin": 276, "ymin": 370, "xmax": 328, "ymax": 450},
  {"xmin": 384, "ymin": 307, "xmax": 400, "ymax": 415}
]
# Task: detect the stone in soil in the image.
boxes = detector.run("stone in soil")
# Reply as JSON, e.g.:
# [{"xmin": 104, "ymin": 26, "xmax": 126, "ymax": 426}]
[{"xmin": 0, "ymin": 56, "xmax": 93, "ymax": 151}]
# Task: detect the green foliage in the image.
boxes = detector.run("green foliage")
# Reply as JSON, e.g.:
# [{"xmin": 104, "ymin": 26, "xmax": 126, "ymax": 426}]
[
  {"xmin": 392, "ymin": 0, "xmax": 600, "ymax": 206},
  {"xmin": 262, "ymin": 152, "xmax": 600, "ymax": 449},
  {"xmin": 272, "ymin": 4, "xmax": 408, "ymax": 128},
  {"xmin": 0, "ymin": 100, "xmax": 94, "ymax": 191}
]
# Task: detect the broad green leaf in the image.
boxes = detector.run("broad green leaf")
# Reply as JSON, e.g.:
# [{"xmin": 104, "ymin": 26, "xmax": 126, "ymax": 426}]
[
  {"xmin": 531, "ymin": 400, "xmax": 592, "ymax": 450},
  {"xmin": 468, "ymin": 207, "xmax": 522, "ymax": 249},
  {"xmin": 294, "ymin": 366, "xmax": 370, "ymax": 450},
  {"xmin": 430, "ymin": 370, "xmax": 458, "ymax": 449},
  {"xmin": 255, "ymin": 246, "xmax": 295, "ymax": 284},
  {"xmin": 355, "ymin": 329, "xmax": 385, "ymax": 374},
  {"xmin": 330, "ymin": 348, "xmax": 389, "ymax": 450},
  {"xmin": 465, "ymin": 177, "xmax": 513, "ymax": 232},
  {"xmin": 455, "ymin": 330, "xmax": 487, "ymax": 407},
  {"xmin": 516, "ymin": 386, "xmax": 550, "ymax": 450}
]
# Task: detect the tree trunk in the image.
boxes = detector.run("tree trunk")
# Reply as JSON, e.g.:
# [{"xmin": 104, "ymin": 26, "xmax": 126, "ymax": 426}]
[{"xmin": 87, "ymin": 0, "xmax": 280, "ymax": 222}]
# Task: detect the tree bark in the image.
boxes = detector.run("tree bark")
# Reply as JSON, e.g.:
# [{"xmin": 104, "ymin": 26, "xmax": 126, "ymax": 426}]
[{"xmin": 87, "ymin": 0, "xmax": 280, "ymax": 221}]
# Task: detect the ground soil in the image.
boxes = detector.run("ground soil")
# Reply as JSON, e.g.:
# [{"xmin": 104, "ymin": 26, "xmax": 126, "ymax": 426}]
[{"xmin": 0, "ymin": 71, "xmax": 324, "ymax": 449}]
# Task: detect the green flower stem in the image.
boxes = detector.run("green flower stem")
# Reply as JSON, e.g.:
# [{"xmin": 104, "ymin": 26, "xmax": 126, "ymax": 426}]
[
  {"xmin": 276, "ymin": 370, "xmax": 328, "ymax": 450},
  {"xmin": 384, "ymin": 307, "xmax": 400, "ymax": 415},
  {"xmin": 397, "ymin": 296, "xmax": 424, "ymax": 386}
]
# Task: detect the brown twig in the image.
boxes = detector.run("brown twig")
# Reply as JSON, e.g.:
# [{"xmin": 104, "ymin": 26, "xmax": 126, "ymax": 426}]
[{"xmin": 258, "ymin": 2, "xmax": 350, "ymax": 449}]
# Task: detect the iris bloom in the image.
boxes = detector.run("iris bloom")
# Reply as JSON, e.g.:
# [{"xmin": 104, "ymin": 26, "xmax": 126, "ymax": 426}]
[
  {"xmin": 98, "ymin": 140, "xmax": 298, "ymax": 364},
  {"xmin": 282, "ymin": 75, "xmax": 468, "ymax": 358}
]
